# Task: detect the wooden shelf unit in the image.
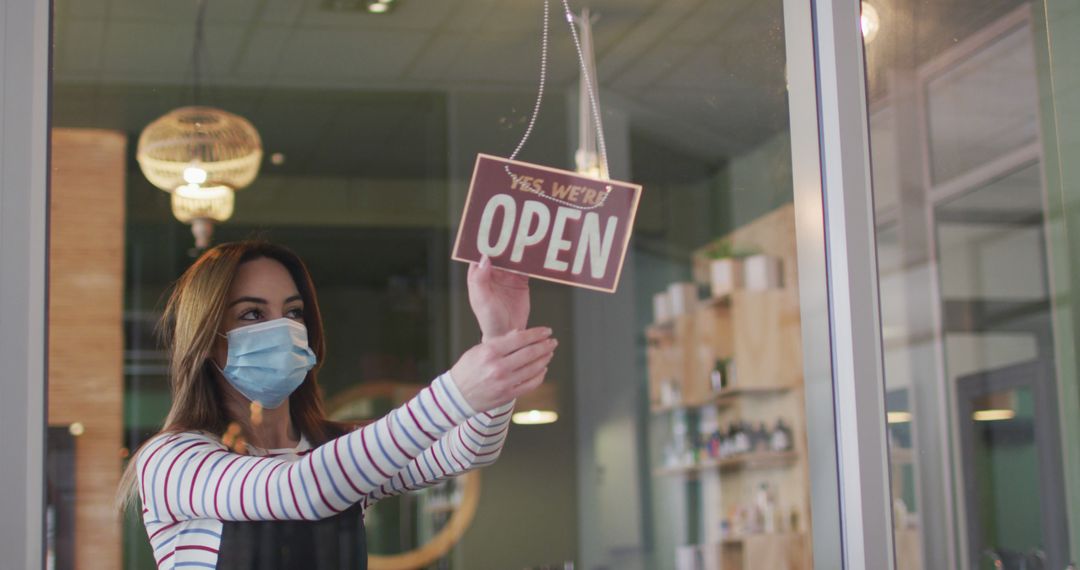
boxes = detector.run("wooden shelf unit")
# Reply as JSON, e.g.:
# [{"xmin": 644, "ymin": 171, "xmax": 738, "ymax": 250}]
[
  {"xmin": 646, "ymin": 204, "xmax": 813, "ymax": 570},
  {"xmin": 654, "ymin": 451, "xmax": 800, "ymax": 478}
]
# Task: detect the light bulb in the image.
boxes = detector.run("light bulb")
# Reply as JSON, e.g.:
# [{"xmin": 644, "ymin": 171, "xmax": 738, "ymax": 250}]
[
  {"xmin": 512, "ymin": 410, "xmax": 558, "ymax": 425},
  {"xmin": 887, "ymin": 411, "xmax": 912, "ymax": 424},
  {"xmin": 861, "ymin": 2, "xmax": 880, "ymax": 44},
  {"xmin": 183, "ymin": 166, "xmax": 208, "ymax": 185},
  {"xmin": 973, "ymin": 409, "xmax": 1015, "ymax": 422}
]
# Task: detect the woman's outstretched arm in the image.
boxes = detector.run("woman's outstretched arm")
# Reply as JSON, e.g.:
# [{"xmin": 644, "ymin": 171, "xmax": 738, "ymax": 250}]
[
  {"xmin": 137, "ymin": 372, "xmax": 473, "ymax": 524},
  {"xmin": 358, "ymin": 400, "xmax": 515, "ymax": 508},
  {"xmin": 137, "ymin": 328, "xmax": 553, "ymax": 524}
]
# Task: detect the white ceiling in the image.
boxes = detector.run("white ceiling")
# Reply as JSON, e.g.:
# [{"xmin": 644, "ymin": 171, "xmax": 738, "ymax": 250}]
[{"xmin": 52, "ymin": 0, "xmax": 790, "ymax": 163}]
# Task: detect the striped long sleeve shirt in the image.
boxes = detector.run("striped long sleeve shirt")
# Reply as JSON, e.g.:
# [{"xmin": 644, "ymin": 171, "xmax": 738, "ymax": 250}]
[{"xmin": 137, "ymin": 372, "xmax": 514, "ymax": 570}]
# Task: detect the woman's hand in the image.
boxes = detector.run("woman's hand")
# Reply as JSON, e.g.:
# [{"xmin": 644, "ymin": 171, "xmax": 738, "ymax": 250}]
[
  {"xmin": 468, "ymin": 255, "xmax": 530, "ymax": 341},
  {"xmin": 450, "ymin": 327, "xmax": 556, "ymax": 412}
]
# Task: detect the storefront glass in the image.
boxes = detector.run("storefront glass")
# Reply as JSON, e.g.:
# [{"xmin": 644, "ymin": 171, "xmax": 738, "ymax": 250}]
[
  {"xmin": 863, "ymin": 0, "xmax": 1080, "ymax": 568},
  {"xmin": 45, "ymin": 0, "xmax": 840, "ymax": 569}
]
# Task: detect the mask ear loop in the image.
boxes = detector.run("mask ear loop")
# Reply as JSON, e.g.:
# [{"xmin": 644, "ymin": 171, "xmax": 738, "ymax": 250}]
[{"xmin": 210, "ymin": 330, "xmax": 229, "ymax": 375}]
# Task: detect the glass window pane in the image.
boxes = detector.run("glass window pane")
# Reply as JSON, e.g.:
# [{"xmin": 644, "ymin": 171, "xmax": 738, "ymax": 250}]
[
  {"xmin": 863, "ymin": 0, "xmax": 1080, "ymax": 568},
  {"xmin": 48, "ymin": 1, "xmax": 837, "ymax": 569}
]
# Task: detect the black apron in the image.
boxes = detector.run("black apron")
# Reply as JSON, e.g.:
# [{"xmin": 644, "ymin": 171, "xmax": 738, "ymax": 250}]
[
  {"xmin": 215, "ymin": 424, "xmax": 368, "ymax": 570},
  {"xmin": 215, "ymin": 499, "xmax": 367, "ymax": 569}
]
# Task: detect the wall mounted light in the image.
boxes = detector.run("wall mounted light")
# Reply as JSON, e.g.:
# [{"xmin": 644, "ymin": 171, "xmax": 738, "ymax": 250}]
[
  {"xmin": 887, "ymin": 411, "xmax": 912, "ymax": 424},
  {"xmin": 972, "ymin": 391, "xmax": 1017, "ymax": 422},
  {"xmin": 366, "ymin": 0, "xmax": 394, "ymax": 14},
  {"xmin": 511, "ymin": 382, "xmax": 559, "ymax": 426}
]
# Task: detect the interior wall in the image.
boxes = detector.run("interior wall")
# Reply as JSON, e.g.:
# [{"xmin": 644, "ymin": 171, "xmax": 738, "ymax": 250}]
[{"xmin": 48, "ymin": 128, "xmax": 127, "ymax": 569}]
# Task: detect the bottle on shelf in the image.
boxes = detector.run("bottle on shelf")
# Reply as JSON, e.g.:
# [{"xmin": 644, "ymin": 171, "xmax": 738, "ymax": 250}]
[
  {"xmin": 734, "ymin": 421, "xmax": 752, "ymax": 455},
  {"xmin": 770, "ymin": 418, "xmax": 794, "ymax": 452},
  {"xmin": 754, "ymin": 482, "xmax": 778, "ymax": 534},
  {"xmin": 699, "ymin": 405, "xmax": 719, "ymax": 461},
  {"xmin": 709, "ymin": 358, "xmax": 729, "ymax": 393},
  {"xmin": 753, "ymin": 422, "xmax": 770, "ymax": 452}
]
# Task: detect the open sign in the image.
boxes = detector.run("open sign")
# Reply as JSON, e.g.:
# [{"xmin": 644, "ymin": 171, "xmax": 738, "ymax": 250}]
[{"xmin": 452, "ymin": 154, "xmax": 642, "ymax": 293}]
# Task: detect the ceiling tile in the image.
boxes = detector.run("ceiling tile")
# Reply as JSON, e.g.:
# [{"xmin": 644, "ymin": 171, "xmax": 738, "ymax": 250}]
[
  {"xmin": 229, "ymin": 25, "xmax": 293, "ymax": 78},
  {"xmin": 295, "ymin": 0, "xmax": 458, "ymax": 31},
  {"xmin": 274, "ymin": 29, "xmax": 430, "ymax": 81},
  {"xmin": 62, "ymin": 0, "xmax": 108, "ymax": 19},
  {"xmin": 107, "ymin": 0, "xmax": 261, "ymax": 25},
  {"xmin": 260, "ymin": 0, "xmax": 306, "ymax": 25},
  {"xmin": 56, "ymin": 21, "xmax": 106, "ymax": 73},
  {"xmin": 412, "ymin": 32, "xmax": 578, "ymax": 85},
  {"xmin": 607, "ymin": 42, "xmax": 696, "ymax": 91},
  {"xmin": 100, "ymin": 23, "xmax": 248, "ymax": 82},
  {"xmin": 402, "ymin": 33, "xmax": 472, "ymax": 81}
]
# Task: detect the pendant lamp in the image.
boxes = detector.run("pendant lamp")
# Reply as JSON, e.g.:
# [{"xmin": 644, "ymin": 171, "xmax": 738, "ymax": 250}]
[{"xmin": 135, "ymin": 0, "xmax": 263, "ymax": 249}]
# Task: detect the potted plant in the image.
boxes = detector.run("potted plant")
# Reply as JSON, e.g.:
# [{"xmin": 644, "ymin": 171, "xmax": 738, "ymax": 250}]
[{"xmin": 705, "ymin": 241, "xmax": 757, "ymax": 298}]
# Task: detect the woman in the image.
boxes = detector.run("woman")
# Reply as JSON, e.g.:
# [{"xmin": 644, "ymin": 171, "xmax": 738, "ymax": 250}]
[{"xmin": 119, "ymin": 241, "xmax": 555, "ymax": 569}]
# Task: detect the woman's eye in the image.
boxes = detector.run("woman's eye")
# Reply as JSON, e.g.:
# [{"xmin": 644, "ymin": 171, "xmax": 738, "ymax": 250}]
[
  {"xmin": 239, "ymin": 308, "xmax": 263, "ymax": 321},
  {"xmin": 286, "ymin": 307, "xmax": 305, "ymax": 319}
]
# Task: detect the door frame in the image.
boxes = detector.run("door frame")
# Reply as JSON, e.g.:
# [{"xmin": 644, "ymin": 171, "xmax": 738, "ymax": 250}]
[
  {"xmin": 0, "ymin": 0, "xmax": 51, "ymax": 568},
  {"xmin": 957, "ymin": 359, "xmax": 1069, "ymax": 570}
]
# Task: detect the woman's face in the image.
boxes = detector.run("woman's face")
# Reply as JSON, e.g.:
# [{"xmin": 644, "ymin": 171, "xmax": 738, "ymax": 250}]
[{"xmin": 211, "ymin": 256, "xmax": 306, "ymax": 371}]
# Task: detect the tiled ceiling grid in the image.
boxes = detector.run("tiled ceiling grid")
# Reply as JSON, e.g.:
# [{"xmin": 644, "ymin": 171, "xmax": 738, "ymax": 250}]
[{"xmin": 52, "ymin": 0, "xmax": 791, "ymax": 162}]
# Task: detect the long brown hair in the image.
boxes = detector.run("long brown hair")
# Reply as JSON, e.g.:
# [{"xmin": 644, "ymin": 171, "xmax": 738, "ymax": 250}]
[{"xmin": 117, "ymin": 240, "xmax": 340, "ymax": 511}]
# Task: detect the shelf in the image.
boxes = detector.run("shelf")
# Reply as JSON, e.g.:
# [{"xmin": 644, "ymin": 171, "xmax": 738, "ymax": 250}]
[
  {"xmin": 654, "ymin": 451, "xmax": 799, "ymax": 478},
  {"xmin": 651, "ymin": 384, "xmax": 795, "ymax": 414},
  {"xmin": 717, "ymin": 532, "xmax": 806, "ymax": 546},
  {"xmin": 650, "ymin": 400, "xmax": 692, "ymax": 414},
  {"xmin": 708, "ymin": 451, "xmax": 799, "ymax": 472},
  {"xmin": 701, "ymin": 293, "xmax": 733, "ymax": 308},
  {"xmin": 711, "ymin": 384, "xmax": 795, "ymax": 407}
]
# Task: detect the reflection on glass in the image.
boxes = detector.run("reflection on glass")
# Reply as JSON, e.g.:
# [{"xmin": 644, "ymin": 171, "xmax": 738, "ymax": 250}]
[{"xmin": 865, "ymin": 0, "xmax": 1078, "ymax": 568}]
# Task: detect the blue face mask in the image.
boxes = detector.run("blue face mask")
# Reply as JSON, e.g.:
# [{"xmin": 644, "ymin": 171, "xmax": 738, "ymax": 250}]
[{"xmin": 215, "ymin": 318, "xmax": 317, "ymax": 409}]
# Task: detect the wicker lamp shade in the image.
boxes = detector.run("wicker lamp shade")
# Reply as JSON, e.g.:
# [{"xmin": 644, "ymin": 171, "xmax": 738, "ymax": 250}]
[
  {"xmin": 136, "ymin": 106, "xmax": 263, "ymax": 193},
  {"xmin": 171, "ymin": 184, "xmax": 234, "ymax": 223}
]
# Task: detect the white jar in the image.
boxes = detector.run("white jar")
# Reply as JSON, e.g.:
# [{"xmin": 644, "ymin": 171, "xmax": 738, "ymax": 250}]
[
  {"xmin": 708, "ymin": 257, "xmax": 743, "ymax": 297},
  {"xmin": 653, "ymin": 291, "xmax": 672, "ymax": 323},
  {"xmin": 667, "ymin": 282, "xmax": 699, "ymax": 316},
  {"xmin": 743, "ymin": 254, "xmax": 783, "ymax": 290}
]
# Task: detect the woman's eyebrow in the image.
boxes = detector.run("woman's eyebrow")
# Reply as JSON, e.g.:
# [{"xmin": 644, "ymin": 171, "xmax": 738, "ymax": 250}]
[
  {"xmin": 227, "ymin": 294, "xmax": 303, "ymax": 307},
  {"xmin": 227, "ymin": 296, "xmax": 267, "ymax": 307}
]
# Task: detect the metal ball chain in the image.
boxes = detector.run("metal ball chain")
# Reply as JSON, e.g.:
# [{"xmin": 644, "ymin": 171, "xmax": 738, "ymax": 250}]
[
  {"xmin": 507, "ymin": 0, "xmax": 609, "ymax": 177},
  {"xmin": 503, "ymin": 0, "xmax": 613, "ymax": 211},
  {"xmin": 507, "ymin": 0, "xmax": 550, "ymax": 163}
]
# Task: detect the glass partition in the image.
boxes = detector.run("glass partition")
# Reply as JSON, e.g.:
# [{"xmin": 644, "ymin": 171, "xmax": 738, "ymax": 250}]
[
  {"xmin": 47, "ymin": 0, "xmax": 840, "ymax": 568},
  {"xmin": 863, "ymin": 0, "xmax": 1080, "ymax": 567}
]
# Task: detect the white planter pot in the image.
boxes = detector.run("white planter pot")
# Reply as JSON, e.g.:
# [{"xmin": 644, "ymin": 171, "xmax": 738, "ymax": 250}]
[
  {"xmin": 667, "ymin": 282, "xmax": 699, "ymax": 316},
  {"xmin": 743, "ymin": 254, "xmax": 783, "ymax": 290},
  {"xmin": 708, "ymin": 257, "xmax": 743, "ymax": 297},
  {"xmin": 653, "ymin": 291, "xmax": 672, "ymax": 323}
]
